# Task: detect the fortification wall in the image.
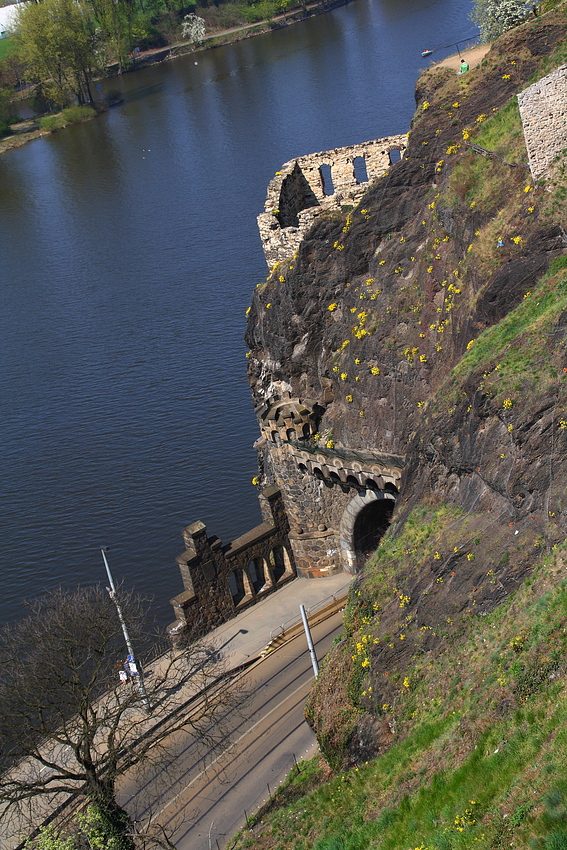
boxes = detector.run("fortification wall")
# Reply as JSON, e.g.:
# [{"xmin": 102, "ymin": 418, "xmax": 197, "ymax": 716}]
[
  {"xmin": 257, "ymin": 135, "xmax": 408, "ymax": 268},
  {"xmin": 517, "ymin": 64, "xmax": 567, "ymax": 179},
  {"xmin": 168, "ymin": 486, "xmax": 296, "ymax": 642},
  {"xmin": 254, "ymin": 393, "xmax": 404, "ymax": 576}
]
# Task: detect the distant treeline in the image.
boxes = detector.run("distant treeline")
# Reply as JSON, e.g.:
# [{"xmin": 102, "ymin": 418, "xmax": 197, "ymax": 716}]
[{"xmin": 0, "ymin": 0, "xmax": 326, "ymax": 132}]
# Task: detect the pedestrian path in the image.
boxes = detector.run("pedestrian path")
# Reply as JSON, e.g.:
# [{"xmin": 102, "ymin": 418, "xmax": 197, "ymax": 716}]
[{"xmin": 201, "ymin": 572, "xmax": 353, "ymax": 671}]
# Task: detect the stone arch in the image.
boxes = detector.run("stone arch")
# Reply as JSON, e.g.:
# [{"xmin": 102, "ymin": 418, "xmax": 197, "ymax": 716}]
[
  {"xmin": 339, "ymin": 490, "xmax": 396, "ymax": 574},
  {"xmin": 228, "ymin": 569, "xmax": 252, "ymax": 606},
  {"xmin": 268, "ymin": 545, "xmax": 294, "ymax": 583},
  {"xmin": 247, "ymin": 557, "xmax": 270, "ymax": 594}
]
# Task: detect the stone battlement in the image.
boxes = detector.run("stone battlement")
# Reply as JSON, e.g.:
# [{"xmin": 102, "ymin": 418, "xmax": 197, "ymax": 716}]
[
  {"xmin": 168, "ymin": 486, "xmax": 295, "ymax": 642},
  {"xmin": 257, "ymin": 135, "xmax": 408, "ymax": 267}
]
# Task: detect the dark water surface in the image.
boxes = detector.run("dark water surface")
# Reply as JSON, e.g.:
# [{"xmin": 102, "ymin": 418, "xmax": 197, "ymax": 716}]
[{"xmin": 0, "ymin": 0, "xmax": 477, "ymax": 628}]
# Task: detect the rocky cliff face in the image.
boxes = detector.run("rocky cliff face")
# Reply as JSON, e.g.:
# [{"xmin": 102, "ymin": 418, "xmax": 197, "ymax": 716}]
[{"xmin": 245, "ymin": 8, "xmax": 567, "ymax": 768}]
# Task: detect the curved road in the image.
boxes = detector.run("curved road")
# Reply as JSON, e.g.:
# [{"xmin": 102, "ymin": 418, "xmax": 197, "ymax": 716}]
[{"xmin": 120, "ymin": 610, "xmax": 345, "ymax": 849}]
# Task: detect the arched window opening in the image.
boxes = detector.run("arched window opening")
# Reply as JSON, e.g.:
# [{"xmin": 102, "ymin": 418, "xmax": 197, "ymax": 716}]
[
  {"xmin": 313, "ymin": 467, "xmax": 325, "ymax": 480},
  {"xmin": 346, "ymin": 475, "xmax": 360, "ymax": 490},
  {"xmin": 286, "ymin": 428, "xmax": 297, "ymax": 441},
  {"xmin": 352, "ymin": 499, "xmax": 394, "ymax": 569},
  {"xmin": 384, "ymin": 482, "xmax": 399, "ymax": 496},
  {"xmin": 302, "ymin": 423, "xmax": 311, "ymax": 439},
  {"xmin": 389, "ymin": 148, "xmax": 402, "ymax": 165},
  {"xmin": 228, "ymin": 570, "xmax": 246, "ymax": 605},
  {"xmin": 353, "ymin": 156, "xmax": 368, "ymax": 184},
  {"xmin": 319, "ymin": 163, "xmax": 335, "ymax": 196},
  {"xmin": 298, "ymin": 463, "xmax": 308, "ymax": 474},
  {"xmin": 329, "ymin": 471, "xmax": 342, "ymax": 486},
  {"xmin": 248, "ymin": 558, "xmax": 268, "ymax": 594},
  {"xmin": 365, "ymin": 478, "xmax": 379, "ymax": 491},
  {"xmin": 269, "ymin": 546, "xmax": 287, "ymax": 582}
]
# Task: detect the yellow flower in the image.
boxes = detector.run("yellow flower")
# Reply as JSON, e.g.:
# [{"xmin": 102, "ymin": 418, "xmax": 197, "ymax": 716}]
[
  {"xmin": 346, "ymin": 394, "xmax": 353, "ymax": 402},
  {"xmin": 502, "ymin": 74, "xmax": 511, "ymax": 80},
  {"xmin": 252, "ymin": 476, "xmax": 260, "ymax": 485},
  {"xmin": 266, "ymin": 303, "xmax": 272, "ymax": 308},
  {"xmin": 422, "ymin": 101, "xmax": 430, "ymax": 110},
  {"xmin": 340, "ymin": 372, "xmax": 348, "ymax": 381},
  {"xmin": 326, "ymin": 439, "xmax": 335, "ymax": 448},
  {"xmin": 370, "ymin": 366, "xmax": 380, "ymax": 375},
  {"xmin": 328, "ymin": 303, "xmax": 338, "ymax": 312}
]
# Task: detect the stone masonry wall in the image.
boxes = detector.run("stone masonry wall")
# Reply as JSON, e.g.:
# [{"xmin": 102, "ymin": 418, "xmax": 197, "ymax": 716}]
[
  {"xmin": 168, "ymin": 486, "xmax": 296, "ymax": 642},
  {"xmin": 257, "ymin": 135, "xmax": 408, "ymax": 268},
  {"xmin": 517, "ymin": 64, "xmax": 567, "ymax": 179},
  {"xmin": 255, "ymin": 434, "xmax": 404, "ymax": 577}
]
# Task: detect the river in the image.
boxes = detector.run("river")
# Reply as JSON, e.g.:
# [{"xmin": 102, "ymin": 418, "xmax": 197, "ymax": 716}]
[{"xmin": 0, "ymin": 0, "xmax": 477, "ymax": 629}]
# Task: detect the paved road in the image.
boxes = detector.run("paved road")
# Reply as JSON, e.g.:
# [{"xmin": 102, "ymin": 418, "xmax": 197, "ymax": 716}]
[{"xmin": 119, "ymin": 610, "xmax": 345, "ymax": 849}]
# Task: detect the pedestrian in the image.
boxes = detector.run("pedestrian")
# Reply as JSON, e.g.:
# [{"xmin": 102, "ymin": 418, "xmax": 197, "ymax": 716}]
[
  {"xmin": 119, "ymin": 669, "xmax": 128, "ymax": 685},
  {"xmin": 459, "ymin": 58, "xmax": 469, "ymax": 74}
]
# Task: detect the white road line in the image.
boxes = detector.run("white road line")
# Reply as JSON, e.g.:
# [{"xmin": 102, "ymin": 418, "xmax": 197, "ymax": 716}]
[{"xmin": 156, "ymin": 676, "xmax": 311, "ymax": 817}]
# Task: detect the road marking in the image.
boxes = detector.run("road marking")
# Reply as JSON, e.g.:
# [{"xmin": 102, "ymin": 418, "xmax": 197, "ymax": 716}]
[{"xmin": 156, "ymin": 676, "xmax": 311, "ymax": 817}]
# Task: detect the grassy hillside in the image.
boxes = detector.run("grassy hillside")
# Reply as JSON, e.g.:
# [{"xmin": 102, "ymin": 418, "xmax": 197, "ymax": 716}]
[
  {"xmin": 237, "ymin": 539, "xmax": 567, "ymax": 850},
  {"xmin": 238, "ymin": 4, "xmax": 567, "ymax": 848}
]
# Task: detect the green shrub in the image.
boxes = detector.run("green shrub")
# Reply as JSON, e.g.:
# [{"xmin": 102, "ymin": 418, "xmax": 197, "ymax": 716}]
[
  {"xmin": 61, "ymin": 105, "xmax": 95, "ymax": 124},
  {"xmin": 39, "ymin": 114, "xmax": 65, "ymax": 131}
]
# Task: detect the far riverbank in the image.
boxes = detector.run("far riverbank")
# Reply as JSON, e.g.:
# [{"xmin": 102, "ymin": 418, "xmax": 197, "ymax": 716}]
[{"xmin": 0, "ymin": 0, "xmax": 351, "ymax": 156}]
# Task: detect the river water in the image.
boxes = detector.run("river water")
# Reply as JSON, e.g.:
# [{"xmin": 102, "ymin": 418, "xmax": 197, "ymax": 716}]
[{"xmin": 0, "ymin": 0, "xmax": 477, "ymax": 629}]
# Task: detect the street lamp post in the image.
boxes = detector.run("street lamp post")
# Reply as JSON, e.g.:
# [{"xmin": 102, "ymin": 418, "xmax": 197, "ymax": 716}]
[{"xmin": 100, "ymin": 547, "xmax": 150, "ymax": 710}]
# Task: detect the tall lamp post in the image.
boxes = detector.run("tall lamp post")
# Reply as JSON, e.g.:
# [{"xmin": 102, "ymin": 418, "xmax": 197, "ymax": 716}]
[{"xmin": 100, "ymin": 547, "xmax": 150, "ymax": 710}]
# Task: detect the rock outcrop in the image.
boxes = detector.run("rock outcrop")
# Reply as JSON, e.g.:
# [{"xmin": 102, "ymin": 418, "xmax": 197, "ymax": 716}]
[{"xmin": 245, "ymin": 7, "xmax": 567, "ymax": 768}]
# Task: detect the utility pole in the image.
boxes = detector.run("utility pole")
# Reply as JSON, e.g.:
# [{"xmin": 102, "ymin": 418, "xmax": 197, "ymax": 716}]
[
  {"xmin": 300, "ymin": 604, "xmax": 319, "ymax": 677},
  {"xmin": 100, "ymin": 547, "xmax": 150, "ymax": 710}
]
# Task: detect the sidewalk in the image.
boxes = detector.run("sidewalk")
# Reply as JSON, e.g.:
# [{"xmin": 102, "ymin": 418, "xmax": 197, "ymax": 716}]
[{"xmin": 200, "ymin": 572, "xmax": 353, "ymax": 670}]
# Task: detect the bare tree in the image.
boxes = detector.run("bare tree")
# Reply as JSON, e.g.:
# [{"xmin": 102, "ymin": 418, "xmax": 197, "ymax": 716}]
[{"xmin": 0, "ymin": 586, "xmax": 241, "ymax": 847}]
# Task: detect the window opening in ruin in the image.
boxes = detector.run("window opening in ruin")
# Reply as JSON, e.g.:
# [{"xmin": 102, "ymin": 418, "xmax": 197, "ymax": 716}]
[
  {"xmin": 228, "ymin": 570, "xmax": 246, "ymax": 605},
  {"xmin": 352, "ymin": 499, "xmax": 394, "ymax": 568},
  {"xmin": 269, "ymin": 546, "xmax": 287, "ymax": 582},
  {"xmin": 286, "ymin": 428, "xmax": 297, "ymax": 441},
  {"xmin": 389, "ymin": 148, "xmax": 402, "ymax": 165},
  {"xmin": 248, "ymin": 558, "xmax": 267, "ymax": 593},
  {"xmin": 319, "ymin": 163, "xmax": 335, "ymax": 196},
  {"xmin": 353, "ymin": 156, "xmax": 368, "ymax": 184}
]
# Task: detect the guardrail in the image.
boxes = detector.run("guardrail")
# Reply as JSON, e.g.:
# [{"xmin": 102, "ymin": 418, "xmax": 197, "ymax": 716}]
[{"xmin": 268, "ymin": 590, "xmax": 348, "ymax": 641}]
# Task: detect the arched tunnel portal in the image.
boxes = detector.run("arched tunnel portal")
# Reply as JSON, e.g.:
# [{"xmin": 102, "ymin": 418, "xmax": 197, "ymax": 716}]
[{"xmin": 339, "ymin": 489, "xmax": 396, "ymax": 574}]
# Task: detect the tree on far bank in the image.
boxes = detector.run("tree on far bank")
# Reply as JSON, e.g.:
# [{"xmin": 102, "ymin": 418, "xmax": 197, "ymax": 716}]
[
  {"xmin": 0, "ymin": 586, "xmax": 241, "ymax": 848},
  {"xmin": 471, "ymin": 0, "xmax": 534, "ymax": 41},
  {"xmin": 15, "ymin": 0, "xmax": 101, "ymax": 107}
]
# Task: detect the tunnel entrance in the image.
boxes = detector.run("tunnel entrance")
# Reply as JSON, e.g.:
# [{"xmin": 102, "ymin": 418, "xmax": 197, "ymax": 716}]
[
  {"xmin": 352, "ymin": 499, "xmax": 394, "ymax": 567},
  {"xmin": 339, "ymin": 490, "xmax": 397, "ymax": 574}
]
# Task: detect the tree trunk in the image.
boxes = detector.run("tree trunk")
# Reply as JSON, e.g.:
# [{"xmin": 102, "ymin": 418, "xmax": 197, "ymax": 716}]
[{"xmin": 84, "ymin": 768, "xmax": 136, "ymax": 849}]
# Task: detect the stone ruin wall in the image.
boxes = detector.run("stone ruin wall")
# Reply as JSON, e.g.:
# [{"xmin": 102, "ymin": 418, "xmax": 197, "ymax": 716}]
[
  {"xmin": 257, "ymin": 134, "xmax": 408, "ymax": 268},
  {"xmin": 517, "ymin": 64, "xmax": 567, "ymax": 180},
  {"xmin": 168, "ymin": 485, "xmax": 296, "ymax": 642},
  {"xmin": 254, "ymin": 392, "xmax": 404, "ymax": 577}
]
